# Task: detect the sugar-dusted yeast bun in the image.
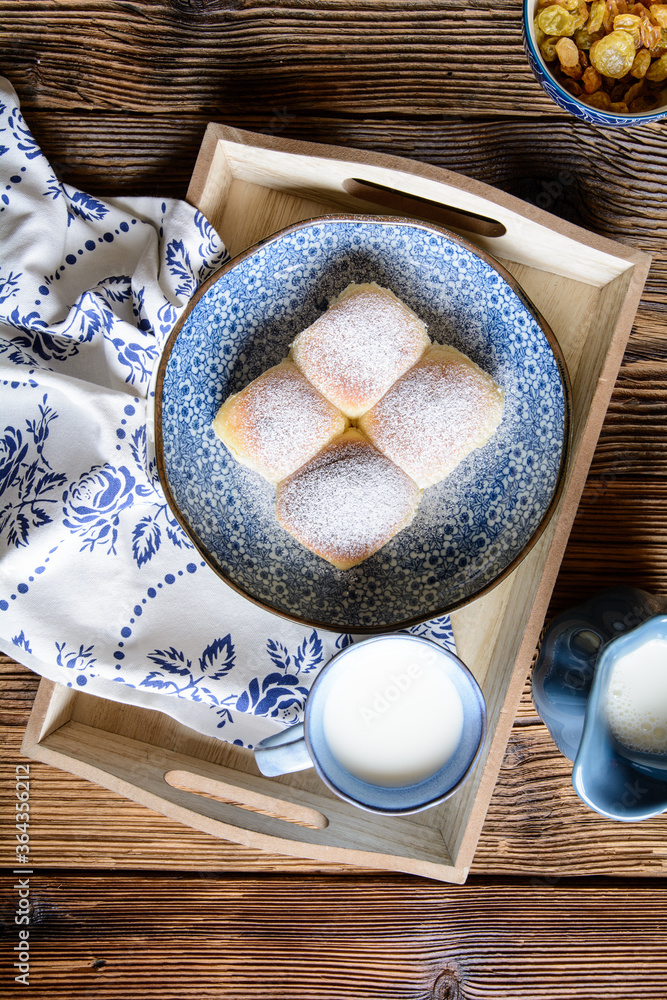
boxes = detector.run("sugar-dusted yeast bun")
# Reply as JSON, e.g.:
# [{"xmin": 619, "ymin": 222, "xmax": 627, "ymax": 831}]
[
  {"xmin": 213, "ymin": 360, "xmax": 348, "ymax": 484},
  {"xmin": 276, "ymin": 429, "xmax": 422, "ymax": 570},
  {"xmin": 290, "ymin": 282, "xmax": 430, "ymax": 418},
  {"xmin": 358, "ymin": 343, "xmax": 504, "ymax": 489}
]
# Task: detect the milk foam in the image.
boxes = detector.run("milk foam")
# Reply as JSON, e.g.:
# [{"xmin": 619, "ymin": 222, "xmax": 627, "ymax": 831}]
[
  {"xmin": 604, "ymin": 638, "xmax": 667, "ymax": 755},
  {"xmin": 321, "ymin": 638, "xmax": 464, "ymax": 787}
]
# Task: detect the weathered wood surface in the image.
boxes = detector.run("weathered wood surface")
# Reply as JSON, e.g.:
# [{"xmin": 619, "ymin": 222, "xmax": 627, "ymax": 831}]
[
  {"xmin": 2, "ymin": 1, "xmax": 667, "ymax": 995},
  {"xmin": 2, "ymin": 871, "xmax": 667, "ymax": 999},
  {"xmin": 0, "ymin": 0, "xmax": 571, "ymax": 117}
]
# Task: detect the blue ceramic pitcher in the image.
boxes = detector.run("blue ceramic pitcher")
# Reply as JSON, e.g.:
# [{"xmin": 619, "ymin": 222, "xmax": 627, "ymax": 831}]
[{"xmin": 532, "ymin": 586, "xmax": 667, "ymax": 821}]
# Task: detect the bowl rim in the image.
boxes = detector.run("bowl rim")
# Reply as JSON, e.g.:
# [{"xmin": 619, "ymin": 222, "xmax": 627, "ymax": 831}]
[
  {"xmin": 523, "ymin": 0, "xmax": 667, "ymax": 123},
  {"xmin": 154, "ymin": 213, "xmax": 573, "ymax": 633}
]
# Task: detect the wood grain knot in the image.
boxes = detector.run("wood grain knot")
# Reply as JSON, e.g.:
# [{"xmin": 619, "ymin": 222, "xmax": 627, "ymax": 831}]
[
  {"xmin": 501, "ymin": 735, "xmax": 530, "ymax": 770},
  {"xmin": 432, "ymin": 970, "xmax": 461, "ymax": 1000},
  {"xmin": 170, "ymin": 0, "xmax": 239, "ymax": 13}
]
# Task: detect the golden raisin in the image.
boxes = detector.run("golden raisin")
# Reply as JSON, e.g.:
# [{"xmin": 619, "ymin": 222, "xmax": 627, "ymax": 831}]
[
  {"xmin": 646, "ymin": 50, "xmax": 667, "ymax": 74},
  {"xmin": 628, "ymin": 89, "xmax": 661, "ymax": 107},
  {"xmin": 556, "ymin": 35, "xmax": 581, "ymax": 63},
  {"xmin": 583, "ymin": 64, "xmax": 604, "ymax": 88},
  {"xmin": 624, "ymin": 77, "xmax": 646, "ymax": 98},
  {"xmin": 590, "ymin": 29, "xmax": 638, "ymax": 75},
  {"xmin": 603, "ymin": 2, "xmax": 616, "ymax": 30},
  {"xmin": 610, "ymin": 80, "xmax": 627, "ymax": 97},
  {"xmin": 649, "ymin": 3, "xmax": 667, "ymax": 24},
  {"xmin": 631, "ymin": 46, "xmax": 652, "ymax": 72},
  {"xmin": 614, "ymin": 12, "xmax": 644, "ymax": 43},
  {"xmin": 586, "ymin": 88, "xmax": 613, "ymax": 105},
  {"xmin": 575, "ymin": 25, "xmax": 606, "ymax": 46},
  {"xmin": 588, "ymin": 0, "xmax": 607, "ymax": 29},
  {"xmin": 540, "ymin": 36, "xmax": 561, "ymax": 60},
  {"xmin": 648, "ymin": 26, "xmax": 667, "ymax": 52},
  {"xmin": 640, "ymin": 17, "xmax": 663, "ymax": 46},
  {"xmin": 538, "ymin": 5, "xmax": 578, "ymax": 32}
]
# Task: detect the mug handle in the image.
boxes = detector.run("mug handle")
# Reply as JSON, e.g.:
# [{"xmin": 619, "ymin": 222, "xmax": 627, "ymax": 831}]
[{"xmin": 254, "ymin": 722, "xmax": 313, "ymax": 777}]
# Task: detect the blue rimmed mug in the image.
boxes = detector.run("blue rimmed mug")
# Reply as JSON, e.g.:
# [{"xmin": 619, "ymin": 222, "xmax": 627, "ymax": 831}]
[{"xmin": 254, "ymin": 633, "xmax": 486, "ymax": 816}]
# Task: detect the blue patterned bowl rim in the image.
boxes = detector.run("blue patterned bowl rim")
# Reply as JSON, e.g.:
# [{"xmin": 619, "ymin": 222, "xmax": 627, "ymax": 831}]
[
  {"xmin": 154, "ymin": 214, "xmax": 572, "ymax": 633},
  {"xmin": 523, "ymin": 0, "xmax": 667, "ymax": 126}
]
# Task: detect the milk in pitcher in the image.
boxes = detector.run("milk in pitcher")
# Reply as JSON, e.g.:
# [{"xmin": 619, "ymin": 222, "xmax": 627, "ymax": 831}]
[{"xmin": 604, "ymin": 637, "xmax": 667, "ymax": 757}]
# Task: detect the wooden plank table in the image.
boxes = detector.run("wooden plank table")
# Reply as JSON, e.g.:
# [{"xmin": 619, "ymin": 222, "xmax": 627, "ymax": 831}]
[{"xmin": 1, "ymin": 1, "xmax": 667, "ymax": 996}]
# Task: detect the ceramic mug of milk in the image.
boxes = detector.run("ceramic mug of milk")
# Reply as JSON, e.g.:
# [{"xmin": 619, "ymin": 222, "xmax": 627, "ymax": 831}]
[{"xmin": 254, "ymin": 634, "xmax": 486, "ymax": 815}]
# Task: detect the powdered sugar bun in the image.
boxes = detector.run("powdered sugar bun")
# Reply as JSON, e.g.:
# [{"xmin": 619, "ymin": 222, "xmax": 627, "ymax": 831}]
[
  {"xmin": 290, "ymin": 282, "xmax": 430, "ymax": 418},
  {"xmin": 213, "ymin": 360, "xmax": 348, "ymax": 484},
  {"xmin": 276, "ymin": 429, "xmax": 422, "ymax": 570},
  {"xmin": 358, "ymin": 343, "xmax": 504, "ymax": 489}
]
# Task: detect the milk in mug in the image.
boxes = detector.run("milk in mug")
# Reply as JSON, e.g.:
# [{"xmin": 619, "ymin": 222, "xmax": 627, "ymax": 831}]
[
  {"xmin": 322, "ymin": 637, "xmax": 464, "ymax": 787},
  {"xmin": 604, "ymin": 637, "xmax": 667, "ymax": 757}
]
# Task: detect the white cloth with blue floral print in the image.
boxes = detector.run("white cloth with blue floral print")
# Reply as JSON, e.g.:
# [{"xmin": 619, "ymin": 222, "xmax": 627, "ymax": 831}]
[{"xmin": 0, "ymin": 77, "xmax": 455, "ymax": 747}]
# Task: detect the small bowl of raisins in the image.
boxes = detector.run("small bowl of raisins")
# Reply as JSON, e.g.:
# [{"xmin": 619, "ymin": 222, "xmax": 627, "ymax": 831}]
[{"xmin": 523, "ymin": 0, "xmax": 667, "ymax": 125}]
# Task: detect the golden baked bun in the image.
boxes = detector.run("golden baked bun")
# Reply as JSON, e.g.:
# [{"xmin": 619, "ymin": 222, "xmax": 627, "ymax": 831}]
[
  {"xmin": 276, "ymin": 429, "xmax": 422, "ymax": 570},
  {"xmin": 358, "ymin": 343, "xmax": 504, "ymax": 489},
  {"xmin": 290, "ymin": 282, "xmax": 430, "ymax": 418},
  {"xmin": 213, "ymin": 360, "xmax": 348, "ymax": 484}
]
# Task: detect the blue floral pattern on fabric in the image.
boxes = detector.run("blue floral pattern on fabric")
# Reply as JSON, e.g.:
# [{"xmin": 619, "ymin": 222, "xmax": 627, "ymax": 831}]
[
  {"xmin": 55, "ymin": 641, "xmax": 97, "ymax": 683},
  {"xmin": 62, "ymin": 465, "xmax": 138, "ymax": 555},
  {"xmin": 0, "ymin": 76, "xmax": 458, "ymax": 748},
  {"xmin": 235, "ymin": 630, "xmax": 324, "ymax": 723},
  {"xmin": 1, "ymin": 396, "xmax": 66, "ymax": 547},
  {"xmin": 141, "ymin": 634, "xmax": 235, "ymax": 698},
  {"xmin": 135, "ymin": 629, "xmax": 327, "ymax": 732}
]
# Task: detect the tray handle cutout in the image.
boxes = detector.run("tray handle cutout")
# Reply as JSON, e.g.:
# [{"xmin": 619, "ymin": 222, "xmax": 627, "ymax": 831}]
[
  {"xmin": 164, "ymin": 769, "xmax": 329, "ymax": 831},
  {"xmin": 342, "ymin": 177, "xmax": 506, "ymax": 238}
]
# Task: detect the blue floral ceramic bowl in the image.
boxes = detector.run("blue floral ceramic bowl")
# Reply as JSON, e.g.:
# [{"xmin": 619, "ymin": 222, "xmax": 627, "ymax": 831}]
[
  {"xmin": 523, "ymin": 0, "xmax": 667, "ymax": 127},
  {"xmin": 155, "ymin": 215, "xmax": 571, "ymax": 632}
]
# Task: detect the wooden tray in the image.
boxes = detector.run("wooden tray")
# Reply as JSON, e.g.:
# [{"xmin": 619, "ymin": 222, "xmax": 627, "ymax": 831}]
[{"xmin": 22, "ymin": 125, "xmax": 651, "ymax": 883}]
